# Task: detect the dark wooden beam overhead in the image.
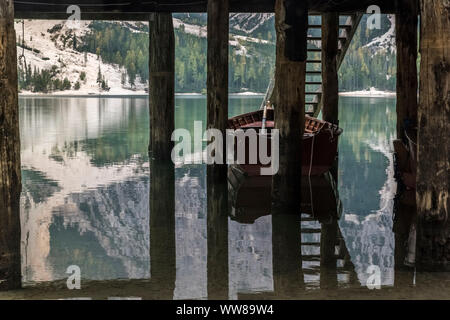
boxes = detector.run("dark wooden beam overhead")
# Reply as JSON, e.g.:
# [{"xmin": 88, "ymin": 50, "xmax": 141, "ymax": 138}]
[{"xmin": 13, "ymin": 0, "xmax": 397, "ymax": 20}]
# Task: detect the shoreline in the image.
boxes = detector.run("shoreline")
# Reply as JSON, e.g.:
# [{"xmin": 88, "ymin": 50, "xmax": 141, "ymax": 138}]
[
  {"xmin": 18, "ymin": 92, "xmax": 266, "ymax": 98},
  {"xmin": 18, "ymin": 90, "xmax": 397, "ymax": 98},
  {"xmin": 339, "ymin": 89, "xmax": 396, "ymax": 98}
]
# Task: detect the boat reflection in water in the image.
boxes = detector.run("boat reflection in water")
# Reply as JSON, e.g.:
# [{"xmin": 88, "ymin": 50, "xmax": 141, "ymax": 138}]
[{"xmin": 228, "ymin": 166, "xmax": 359, "ymax": 296}]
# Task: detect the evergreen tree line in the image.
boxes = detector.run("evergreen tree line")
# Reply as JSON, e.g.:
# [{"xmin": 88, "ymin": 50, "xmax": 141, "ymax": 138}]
[
  {"xmin": 78, "ymin": 21, "xmax": 275, "ymax": 93},
  {"xmin": 18, "ymin": 62, "xmax": 72, "ymax": 93}
]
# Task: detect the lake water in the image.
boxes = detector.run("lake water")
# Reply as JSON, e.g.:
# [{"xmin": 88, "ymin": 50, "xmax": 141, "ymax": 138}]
[{"xmin": 17, "ymin": 95, "xmax": 424, "ymax": 299}]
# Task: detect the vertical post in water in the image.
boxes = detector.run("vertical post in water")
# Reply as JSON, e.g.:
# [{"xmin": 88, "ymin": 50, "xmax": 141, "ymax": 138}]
[
  {"xmin": 149, "ymin": 160, "xmax": 175, "ymax": 299},
  {"xmin": 206, "ymin": 0, "xmax": 229, "ymax": 299},
  {"xmin": 395, "ymin": 0, "xmax": 418, "ymax": 141},
  {"xmin": 272, "ymin": 214, "xmax": 304, "ymax": 298},
  {"xmin": 321, "ymin": 12, "xmax": 340, "ymax": 180},
  {"xmin": 321, "ymin": 12, "xmax": 339, "ymax": 125},
  {"xmin": 320, "ymin": 219, "xmax": 338, "ymax": 289},
  {"xmin": 149, "ymin": 12, "xmax": 175, "ymax": 161},
  {"xmin": 0, "ymin": 0, "xmax": 21, "ymax": 290},
  {"xmin": 148, "ymin": 12, "xmax": 176, "ymax": 298},
  {"xmin": 271, "ymin": 0, "xmax": 307, "ymax": 212},
  {"xmin": 416, "ymin": 0, "xmax": 450, "ymax": 271}
]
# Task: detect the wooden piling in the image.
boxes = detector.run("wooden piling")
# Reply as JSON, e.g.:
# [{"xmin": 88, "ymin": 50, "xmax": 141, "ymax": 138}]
[
  {"xmin": 395, "ymin": 0, "xmax": 418, "ymax": 140},
  {"xmin": 320, "ymin": 219, "xmax": 338, "ymax": 289},
  {"xmin": 416, "ymin": 0, "xmax": 449, "ymax": 271},
  {"xmin": 272, "ymin": 214, "xmax": 304, "ymax": 297},
  {"xmin": 271, "ymin": 0, "xmax": 307, "ymax": 212},
  {"xmin": 321, "ymin": 12, "xmax": 339, "ymax": 125},
  {"xmin": 0, "ymin": 0, "xmax": 22, "ymax": 290},
  {"xmin": 149, "ymin": 160, "xmax": 175, "ymax": 299},
  {"xmin": 206, "ymin": 0, "xmax": 229, "ymax": 299},
  {"xmin": 149, "ymin": 12, "xmax": 175, "ymax": 161}
]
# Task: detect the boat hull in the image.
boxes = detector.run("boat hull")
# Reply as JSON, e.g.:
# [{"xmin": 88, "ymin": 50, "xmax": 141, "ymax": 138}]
[{"xmin": 227, "ymin": 109, "xmax": 341, "ymax": 176}]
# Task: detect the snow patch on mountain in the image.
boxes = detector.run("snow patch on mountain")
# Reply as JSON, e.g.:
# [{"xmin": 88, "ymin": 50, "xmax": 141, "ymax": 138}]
[{"xmin": 229, "ymin": 13, "xmax": 273, "ymax": 34}]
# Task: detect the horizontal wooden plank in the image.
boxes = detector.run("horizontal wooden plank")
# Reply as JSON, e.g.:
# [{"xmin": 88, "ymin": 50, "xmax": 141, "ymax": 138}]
[{"xmin": 13, "ymin": 0, "xmax": 397, "ymax": 19}]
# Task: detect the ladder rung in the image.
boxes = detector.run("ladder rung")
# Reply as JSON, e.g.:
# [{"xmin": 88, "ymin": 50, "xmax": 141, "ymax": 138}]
[
  {"xmin": 306, "ymin": 59, "xmax": 321, "ymax": 63},
  {"xmin": 307, "ymin": 24, "xmax": 353, "ymax": 29},
  {"xmin": 303, "ymin": 269, "xmax": 321, "ymax": 275},
  {"xmin": 301, "ymin": 228, "xmax": 321, "ymax": 234},
  {"xmin": 306, "ymin": 92, "xmax": 322, "ymax": 95},
  {"xmin": 302, "ymin": 255, "xmax": 321, "ymax": 261},
  {"xmin": 307, "ymin": 36, "xmax": 347, "ymax": 41},
  {"xmin": 302, "ymin": 242, "xmax": 321, "ymax": 246},
  {"xmin": 308, "ymin": 48, "xmax": 342, "ymax": 52},
  {"xmin": 306, "ymin": 71, "xmax": 322, "ymax": 74},
  {"xmin": 306, "ymin": 81, "xmax": 322, "ymax": 85}
]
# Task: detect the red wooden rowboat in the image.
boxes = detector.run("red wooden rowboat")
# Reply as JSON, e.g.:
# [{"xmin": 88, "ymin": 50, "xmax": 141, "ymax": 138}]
[{"xmin": 227, "ymin": 108, "xmax": 343, "ymax": 176}]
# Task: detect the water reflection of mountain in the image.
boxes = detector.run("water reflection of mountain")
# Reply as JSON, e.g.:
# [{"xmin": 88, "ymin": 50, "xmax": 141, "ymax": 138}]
[
  {"xmin": 337, "ymin": 97, "xmax": 397, "ymax": 286},
  {"xmin": 19, "ymin": 96, "xmax": 400, "ymax": 296}
]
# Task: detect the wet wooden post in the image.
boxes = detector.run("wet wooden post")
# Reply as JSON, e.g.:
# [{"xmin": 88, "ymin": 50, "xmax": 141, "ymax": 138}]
[
  {"xmin": 206, "ymin": 0, "xmax": 229, "ymax": 299},
  {"xmin": 320, "ymin": 219, "xmax": 338, "ymax": 289},
  {"xmin": 393, "ymin": 193, "xmax": 416, "ymax": 287},
  {"xmin": 149, "ymin": 12, "xmax": 175, "ymax": 161},
  {"xmin": 148, "ymin": 12, "xmax": 176, "ymax": 298},
  {"xmin": 416, "ymin": 0, "xmax": 449, "ymax": 271},
  {"xmin": 395, "ymin": 0, "xmax": 418, "ymax": 140},
  {"xmin": 321, "ymin": 12, "xmax": 340, "ymax": 180},
  {"xmin": 149, "ymin": 161, "xmax": 175, "ymax": 299},
  {"xmin": 272, "ymin": 214, "xmax": 304, "ymax": 297},
  {"xmin": 321, "ymin": 12, "xmax": 339, "ymax": 125},
  {"xmin": 271, "ymin": 0, "xmax": 308, "ymax": 212},
  {"xmin": 0, "ymin": 0, "xmax": 22, "ymax": 290}
]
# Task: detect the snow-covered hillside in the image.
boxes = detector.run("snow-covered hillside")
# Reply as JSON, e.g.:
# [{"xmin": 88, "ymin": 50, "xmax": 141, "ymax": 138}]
[{"xmin": 15, "ymin": 15, "xmax": 274, "ymax": 95}]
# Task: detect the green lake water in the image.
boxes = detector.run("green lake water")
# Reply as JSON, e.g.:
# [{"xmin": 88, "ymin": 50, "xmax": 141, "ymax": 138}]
[{"xmin": 18, "ymin": 95, "xmax": 414, "ymax": 299}]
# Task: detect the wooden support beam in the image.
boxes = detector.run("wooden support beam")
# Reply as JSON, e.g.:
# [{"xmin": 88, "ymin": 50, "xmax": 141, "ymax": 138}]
[
  {"xmin": 272, "ymin": 214, "xmax": 304, "ymax": 297},
  {"xmin": 271, "ymin": 0, "xmax": 307, "ymax": 212},
  {"xmin": 149, "ymin": 13, "xmax": 175, "ymax": 161},
  {"xmin": 416, "ymin": 0, "xmax": 450, "ymax": 271},
  {"xmin": 320, "ymin": 219, "xmax": 338, "ymax": 289},
  {"xmin": 321, "ymin": 12, "xmax": 339, "ymax": 125},
  {"xmin": 393, "ymin": 193, "xmax": 416, "ymax": 287},
  {"xmin": 0, "ymin": 0, "xmax": 22, "ymax": 290},
  {"xmin": 206, "ymin": 0, "xmax": 229, "ymax": 300},
  {"xmin": 12, "ymin": 0, "xmax": 399, "ymax": 19},
  {"xmin": 395, "ymin": 0, "xmax": 418, "ymax": 140},
  {"xmin": 149, "ymin": 160, "xmax": 175, "ymax": 299}
]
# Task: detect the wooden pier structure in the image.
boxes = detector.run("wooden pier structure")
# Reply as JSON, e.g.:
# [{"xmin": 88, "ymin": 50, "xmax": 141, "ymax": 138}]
[{"xmin": 0, "ymin": 0, "xmax": 449, "ymax": 291}]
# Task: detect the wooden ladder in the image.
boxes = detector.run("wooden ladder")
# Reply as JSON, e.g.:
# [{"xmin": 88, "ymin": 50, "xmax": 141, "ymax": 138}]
[
  {"xmin": 261, "ymin": 13, "xmax": 363, "ymax": 118},
  {"xmin": 300, "ymin": 213, "xmax": 359, "ymax": 288}
]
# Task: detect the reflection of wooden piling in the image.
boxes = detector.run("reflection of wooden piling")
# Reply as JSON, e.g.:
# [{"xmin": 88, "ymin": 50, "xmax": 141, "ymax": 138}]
[
  {"xmin": 393, "ymin": 192, "xmax": 416, "ymax": 287},
  {"xmin": 149, "ymin": 160, "xmax": 175, "ymax": 299},
  {"xmin": 395, "ymin": 0, "xmax": 418, "ymax": 141},
  {"xmin": 272, "ymin": 214, "xmax": 304, "ymax": 297},
  {"xmin": 149, "ymin": 13, "xmax": 175, "ymax": 161},
  {"xmin": 320, "ymin": 219, "xmax": 338, "ymax": 289},
  {"xmin": 206, "ymin": 0, "xmax": 229, "ymax": 300},
  {"xmin": 271, "ymin": 0, "xmax": 307, "ymax": 212},
  {"xmin": 0, "ymin": 0, "xmax": 22, "ymax": 290},
  {"xmin": 416, "ymin": 0, "xmax": 450, "ymax": 271}
]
